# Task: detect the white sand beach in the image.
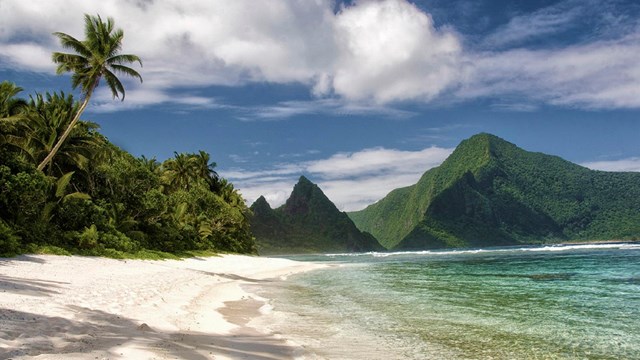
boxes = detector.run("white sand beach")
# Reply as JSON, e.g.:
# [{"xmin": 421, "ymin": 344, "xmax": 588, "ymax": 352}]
[{"xmin": 0, "ymin": 254, "xmax": 323, "ymax": 359}]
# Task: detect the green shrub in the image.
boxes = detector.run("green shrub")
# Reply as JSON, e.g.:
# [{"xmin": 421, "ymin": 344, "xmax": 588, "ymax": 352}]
[
  {"xmin": 78, "ymin": 224, "xmax": 99, "ymax": 249},
  {"xmin": 0, "ymin": 220, "xmax": 21, "ymax": 256},
  {"xmin": 100, "ymin": 231, "xmax": 138, "ymax": 252},
  {"xmin": 55, "ymin": 198, "xmax": 108, "ymax": 232}
]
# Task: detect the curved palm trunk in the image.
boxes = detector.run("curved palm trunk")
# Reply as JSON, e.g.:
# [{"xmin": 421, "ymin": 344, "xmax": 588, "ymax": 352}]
[{"xmin": 37, "ymin": 89, "xmax": 93, "ymax": 171}]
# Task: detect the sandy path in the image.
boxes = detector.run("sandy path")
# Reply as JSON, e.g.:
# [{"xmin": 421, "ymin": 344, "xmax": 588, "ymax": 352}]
[{"xmin": 0, "ymin": 254, "xmax": 322, "ymax": 359}]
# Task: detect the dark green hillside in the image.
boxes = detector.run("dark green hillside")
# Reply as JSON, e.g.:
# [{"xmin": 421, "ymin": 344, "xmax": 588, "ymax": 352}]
[
  {"xmin": 250, "ymin": 176, "xmax": 384, "ymax": 254},
  {"xmin": 349, "ymin": 133, "xmax": 640, "ymax": 250}
]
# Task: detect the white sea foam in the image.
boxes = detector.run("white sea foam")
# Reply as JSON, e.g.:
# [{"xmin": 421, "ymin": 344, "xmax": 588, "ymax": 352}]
[
  {"xmin": 519, "ymin": 243, "xmax": 640, "ymax": 252},
  {"xmin": 322, "ymin": 243, "xmax": 640, "ymax": 259},
  {"xmin": 258, "ymin": 302, "xmax": 274, "ymax": 315}
]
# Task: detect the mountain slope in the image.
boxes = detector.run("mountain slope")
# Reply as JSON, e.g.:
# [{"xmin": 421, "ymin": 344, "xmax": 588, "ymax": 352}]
[
  {"xmin": 250, "ymin": 176, "xmax": 384, "ymax": 254},
  {"xmin": 349, "ymin": 133, "xmax": 640, "ymax": 249}
]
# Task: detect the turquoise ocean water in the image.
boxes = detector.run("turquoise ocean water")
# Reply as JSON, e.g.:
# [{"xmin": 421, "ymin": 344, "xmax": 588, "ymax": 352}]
[{"xmin": 255, "ymin": 243, "xmax": 640, "ymax": 359}]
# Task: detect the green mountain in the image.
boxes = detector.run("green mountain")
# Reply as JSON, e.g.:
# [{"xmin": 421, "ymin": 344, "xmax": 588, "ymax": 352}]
[
  {"xmin": 250, "ymin": 176, "xmax": 384, "ymax": 254},
  {"xmin": 349, "ymin": 133, "xmax": 640, "ymax": 250}
]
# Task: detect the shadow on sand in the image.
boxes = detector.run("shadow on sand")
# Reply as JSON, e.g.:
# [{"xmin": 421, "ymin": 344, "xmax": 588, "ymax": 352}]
[
  {"xmin": 0, "ymin": 275, "xmax": 67, "ymax": 297},
  {"xmin": 0, "ymin": 306, "xmax": 294, "ymax": 360},
  {"xmin": 193, "ymin": 269, "xmax": 273, "ymax": 283},
  {"xmin": 0, "ymin": 255, "xmax": 47, "ymax": 265}
]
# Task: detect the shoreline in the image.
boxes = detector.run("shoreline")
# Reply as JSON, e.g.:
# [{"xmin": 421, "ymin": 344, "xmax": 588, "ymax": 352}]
[
  {"xmin": 0, "ymin": 254, "xmax": 324, "ymax": 359},
  {"xmin": 557, "ymin": 239, "xmax": 639, "ymax": 245}
]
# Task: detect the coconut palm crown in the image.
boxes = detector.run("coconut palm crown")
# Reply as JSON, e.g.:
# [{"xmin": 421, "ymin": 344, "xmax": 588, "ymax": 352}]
[{"xmin": 37, "ymin": 14, "xmax": 142, "ymax": 171}]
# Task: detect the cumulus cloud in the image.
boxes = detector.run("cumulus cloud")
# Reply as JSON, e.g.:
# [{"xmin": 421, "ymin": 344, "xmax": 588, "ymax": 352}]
[
  {"xmin": 223, "ymin": 145, "xmax": 453, "ymax": 211},
  {"xmin": 0, "ymin": 0, "xmax": 463, "ymax": 110},
  {"xmin": 0, "ymin": 0, "xmax": 335, "ymax": 106},
  {"xmin": 323, "ymin": 0, "xmax": 463, "ymax": 103},
  {"xmin": 582, "ymin": 157, "xmax": 640, "ymax": 172}
]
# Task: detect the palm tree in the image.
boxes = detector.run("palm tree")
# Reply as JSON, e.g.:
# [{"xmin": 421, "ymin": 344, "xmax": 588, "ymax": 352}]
[
  {"xmin": 0, "ymin": 81, "xmax": 27, "ymax": 118},
  {"xmin": 191, "ymin": 150, "xmax": 219, "ymax": 190},
  {"xmin": 0, "ymin": 82, "xmax": 26, "ymax": 150},
  {"xmin": 162, "ymin": 152, "xmax": 196, "ymax": 191},
  {"xmin": 139, "ymin": 155, "xmax": 162, "ymax": 175},
  {"xmin": 21, "ymin": 92, "xmax": 104, "ymax": 178},
  {"xmin": 37, "ymin": 14, "xmax": 142, "ymax": 171}
]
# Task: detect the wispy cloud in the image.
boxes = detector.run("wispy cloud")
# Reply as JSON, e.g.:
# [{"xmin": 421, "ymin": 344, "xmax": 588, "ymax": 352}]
[
  {"xmin": 89, "ymin": 87, "xmax": 225, "ymax": 113},
  {"xmin": 403, "ymin": 124, "xmax": 480, "ymax": 144},
  {"xmin": 490, "ymin": 102, "xmax": 539, "ymax": 112},
  {"xmin": 461, "ymin": 32, "xmax": 640, "ymax": 109},
  {"xmin": 482, "ymin": 0, "xmax": 587, "ymax": 48},
  {"xmin": 223, "ymin": 145, "xmax": 453, "ymax": 211},
  {"xmin": 582, "ymin": 157, "xmax": 640, "ymax": 172},
  {"xmin": 278, "ymin": 150, "xmax": 321, "ymax": 159},
  {"xmin": 239, "ymin": 98, "xmax": 416, "ymax": 121}
]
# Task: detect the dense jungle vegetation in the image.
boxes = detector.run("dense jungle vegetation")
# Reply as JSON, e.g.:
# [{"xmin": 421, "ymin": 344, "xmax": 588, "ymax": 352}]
[{"xmin": 0, "ymin": 82, "xmax": 255, "ymax": 257}]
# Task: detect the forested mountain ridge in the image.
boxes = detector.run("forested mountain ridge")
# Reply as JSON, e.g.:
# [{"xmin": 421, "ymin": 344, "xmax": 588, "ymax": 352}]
[
  {"xmin": 349, "ymin": 133, "xmax": 640, "ymax": 250},
  {"xmin": 250, "ymin": 176, "xmax": 384, "ymax": 254}
]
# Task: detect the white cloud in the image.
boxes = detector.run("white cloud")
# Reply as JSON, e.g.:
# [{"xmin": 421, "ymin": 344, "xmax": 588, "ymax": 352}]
[
  {"xmin": 1, "ymin": 0, "xmax": 640, "ymax": 110},
  {"xmin": 306, "ymin": 146, "xmax": 451, "ymax": 178},
  {"xmin": 223, "ymin": 145, "xmax": 453, "ymax": 211},
  {"xmin": 461, "ymin": 33, "xmax": 640, "ymax": 109},
  {"xmin": 490, "ymin": 102, "xmax": 539, "ymax": 112},
  {"xmin": 319, "ymin": 173, "xmax": 425, "ymax": 211},
  {"xmin": 582, "ymin": 157, "xmax": 640, "ymax": 172},
  {"xmin": 0, "ymin": 0, "xmax": 463, "ymax": 110},
  {"xmin": 0, "ymin": 0, "xmax": 336, "ymax": 108},
  {"xmin": 482, "ymin": 0, "xmax": 585, "ymax": 48},
  {"xmin": 90, "ymin": 87, "xmax": 223, "ymax": 113},
  {"xmin": 242, "ymin": 98, "xmax": 415, "ymax": 121},
  {"xmin": 0, "ymin": 43, "xmax": 55, "ymax": 72},
  {"xmin": 323, "ymin": 0, "xmax": 464, "ymax": 103}
]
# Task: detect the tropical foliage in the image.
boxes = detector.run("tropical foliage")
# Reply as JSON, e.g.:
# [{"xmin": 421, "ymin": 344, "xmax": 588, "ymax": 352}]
[{"xmin": 0, "ymin": 85, "xmax": 255, "ymax": 256}]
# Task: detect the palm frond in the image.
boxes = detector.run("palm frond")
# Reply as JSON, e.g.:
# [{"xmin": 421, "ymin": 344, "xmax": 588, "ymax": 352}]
[
  {"xmin": 110, "ymin": 64, "xmax": 143, "ymax": 83},
  {"xmin": 62, "ymin": 191, "xmax": 91, "ymax": 203},
  {"xmin": 52, "ymin": 32, "xmax": 91, "ymax": 58},
  {"xmin": 51, "ymin": 53, "xmax": 87, "ymax": 74},
  {"xmin": 103, "ymin": 69, "xmax": 125, "ymax": 100},
  {"xmin": 55, "ymin": 171, "xmax": 75, "ymax": 198},
  {"xmin": 108, "ymin": 54, "xmax": 142, "ymax": 67},
  {"xmin": 107, "ymin": 29, "xmax": 124, "ymax": 58}
]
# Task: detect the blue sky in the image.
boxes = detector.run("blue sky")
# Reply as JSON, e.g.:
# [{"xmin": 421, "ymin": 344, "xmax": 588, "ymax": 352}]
[{"xmin": 1, "ymin": 0, "xmax": 639, "ymax": 210}]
